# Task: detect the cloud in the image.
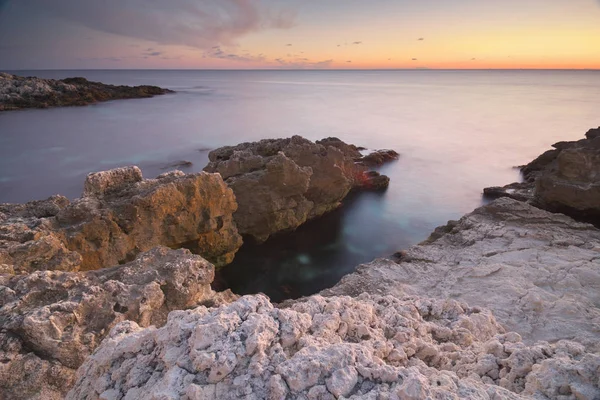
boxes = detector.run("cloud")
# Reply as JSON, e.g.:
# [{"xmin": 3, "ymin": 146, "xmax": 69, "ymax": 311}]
[
  {"xmin": 352, "ymin": 41, "xmax": 362, "ymax": 45},
  {"xmin": 203, "ymin": 45, "xmax": 265, "ymax": 63},
  {"xmin": 346, "ymin": 60, "xmax": 351, "ymax": 63},
  {"xmin": 285, "ymin": 43, "xmax": 292, "ymax": 46},
  {"xmin": 412, "ymin": 58, "xmax": 418, "ymax": 61},
  {"xmin": 13, "ymin": 0, "xmax": 296, "ymax": 50},
  {"xmin": 418, "ymin": 38, "xmax": 424, "ymax": 41},
  {"xmin": 275, "ymin": 57, "xmax": 333, "ymax": 69},
  {"xmin": 143, "ymin": 48, "xmax": 163, "ymax": 57}
]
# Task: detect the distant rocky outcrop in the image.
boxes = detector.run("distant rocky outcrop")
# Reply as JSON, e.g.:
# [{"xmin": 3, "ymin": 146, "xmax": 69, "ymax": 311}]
[
  {"xmin": 483, "ymin": 127, "xmax": 600, "ymax": 224},
  {"xmin": 0, "ymin": 73, "xmax": 173, "ymax": 111},
  {"xmin": 68, "ymin": 292, "xmax": 599, "ymax": 400},
  {"xmin": 0, "ymin": 167, "xmax": 242, "ymax": 272},
  {"xmin": 0, "ymin": 247, "xmax": 237, "ymax": 400},
  {"xmin": 204, "ymin": 136, "xmax": 397, "ymax": 243}
]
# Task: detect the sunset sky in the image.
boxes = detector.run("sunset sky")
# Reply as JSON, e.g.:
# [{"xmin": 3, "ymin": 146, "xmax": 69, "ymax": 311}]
[{"xmin": 1, "ymin": 0, "xmax": 599, "ymax": 70}]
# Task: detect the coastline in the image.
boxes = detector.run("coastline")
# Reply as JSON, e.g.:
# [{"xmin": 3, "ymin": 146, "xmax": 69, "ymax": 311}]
[
  {"xmin": 0, "ymin": 73, "xmax": 173, "ymax": 111},
  {"xmin": 0, "ymin": 129, "xmax": 599, "ymax": 398}
]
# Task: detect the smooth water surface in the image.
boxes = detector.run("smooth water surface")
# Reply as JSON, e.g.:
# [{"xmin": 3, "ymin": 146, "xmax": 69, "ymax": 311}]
[{"xmin": 1, "ymin": 70, "xmax": 599, "ymax": 300}]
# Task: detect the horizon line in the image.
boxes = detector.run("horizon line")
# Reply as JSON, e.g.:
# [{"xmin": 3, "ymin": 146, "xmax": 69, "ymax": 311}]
[{"xmin": 3, "ymin": 68, "xmax": 600, "ymax": 72}]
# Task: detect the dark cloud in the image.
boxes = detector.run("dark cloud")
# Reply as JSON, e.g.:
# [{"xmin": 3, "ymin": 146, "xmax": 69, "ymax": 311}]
[
  {"xmin": 11, "ymin": 0, "xmax": 296, "ymax": 50},
  {"xmin": 412, "ymin": 58, "xmax": 417, "ymax": 61},
  {"xmin": 352, "ymin": 41, "xmax": 362, "ymax": 45},
  {"xmin": 346, "ymin": 60, "xmax": 351, "ymax": 63},
  {"xmin": 285, "ymin": 43, "xmax": 292, "ymax": 46},
  {"xmin": 418, "ymin": 38, "xmax": 424, "ymax": 41},
  {"xmin": 78, "ymin": 56, "xmax": 122, "ymax": 62}
]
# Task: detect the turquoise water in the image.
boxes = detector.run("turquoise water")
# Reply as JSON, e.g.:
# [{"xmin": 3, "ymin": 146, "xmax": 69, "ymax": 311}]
[{"xmin": 1, "ymin": 70, "xmax": 599, "ymax": 300}]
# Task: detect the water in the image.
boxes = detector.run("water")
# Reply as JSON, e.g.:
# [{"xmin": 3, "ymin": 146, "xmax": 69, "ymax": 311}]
[{"xmin": 1, "ymin": 70, "xmax": 599, "ymax": 301}]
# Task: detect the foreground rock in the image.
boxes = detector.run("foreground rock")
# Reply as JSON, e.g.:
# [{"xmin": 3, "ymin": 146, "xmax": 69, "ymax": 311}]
[
  {"xmin": 204, "ymin": 136, "xmax": 397, "ymax": 243},
  {"xmin": 0, "ymin": 167, "xmax": 242, "ymax": 272},
  {"xmin": 0, "ymin": 247, "xmax": 237, "ymax": 400},
  {"xmin": 0, "ymin": 73, "xmax": 173, "ymax": 111},
  {"xmin": 324, "ymin": 197, "xmax": 600, "ymax": 353},
  {"xmin": 68, "ymin": 293, "xmax": 599, "ymax": 399},
  {"xmin": 484, "ymin": 127, "xmax": 600, "ymax": 224}
]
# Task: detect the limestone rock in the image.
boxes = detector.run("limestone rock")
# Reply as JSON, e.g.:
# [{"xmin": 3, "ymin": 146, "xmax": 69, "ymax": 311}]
[
  {"xmin": 535, "ymin": 146, "xmax": 600, "ymax": 223},
  {"xmin": 0, "ymin": 196, "xmax": 82, "ymax": 273},
  {"xmin": 57, "ymin": 168, "xmax": 242, "ymax": 269},
  {"xmin": 483, "ymin": 128, "xmax": 600, "ymax": 224},
  {"xmin": 204, "ymin": 136, "xmax": 394, "ymax": 242},
  {"xmin": 324, "ymin": 198, "xmax": 600, "ymax": 353},
  {"xmin": 356, "ymin": 149, "xmax": 400, "ymax": 167},
  {"xmin": 0, "ymin": 168, "xmax": 242, "ymax": 272},
  {"xmin": 0, "ymin": 73, "xmax": 173, "ymax": 111},
  {"xmin": 68, "ymin": 293, "xmax": 599, "ymax": 399},
  {"xmin": 0, "ymin": 247, "xmax": 236, "ymax": 400}
]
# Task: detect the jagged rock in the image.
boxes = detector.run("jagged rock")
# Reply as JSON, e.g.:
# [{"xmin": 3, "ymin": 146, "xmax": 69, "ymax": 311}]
[
  {"xmin": 204, "ymin": 136, "xmax": 394, "ymax": 243},
  {"xmin": 483, "ymin": 128, "xmax": 600, "ymax": 224},
  {"xmin": 0, "ymin": 196, "xmax": 83, "ymax": 273},
  {"xmin": 482, "ymin": 182, "xmax": 533, "ymax": 202},
  {"xmin": 67, "ymin": 293, "xmax": 599, "ymax": 400},
  {"xmin": 324, "ymin": 198, "xmax": 600, "ymax": 353},
  {"xmin": 356, "ymin": 170, "xmax": 390, "ymax": 191},
  {"xmin": 356, "ymin": 149, "xmax": 400, "ymax": 167},
  {"xmin": 0, "ymin": 167, "xmax": 242, "ymax": 272},
  {"xmin": 535, "ymin": 146, "xmax": 600, "ymax": 223},
  {"xmin": 0, "ymin": 73, "xmax": 173, "ymax": 111},
  {"xmin": 0, "ymin": 247, "xmax": 237, "ymax": 400}
]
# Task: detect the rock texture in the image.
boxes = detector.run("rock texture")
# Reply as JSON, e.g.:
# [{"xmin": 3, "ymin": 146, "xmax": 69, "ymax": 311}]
[
  {"xmin": 324, "ymin": 197, "xmax": 600, "ymax": 353},
  {"xmin": 204, "ymin": 136, "xmax": 396, "ymax": 243},
  {"xmin": 0, "ymin": 167, "xmax": 242, "ymax": 273},
  {"xmin": 68, "ymin": 293, "xmax": 600, "ymax": 400},
  {"xmin": 483, "ymin": 128, "xmax": 600, "ymax": 224},
  {"xmin": 0, "ymin": 73, "xmax": 173, "ymax": 111},
  {"xmin": 0, "ymin": 247, "xmax": 237, "ymax": 400}
]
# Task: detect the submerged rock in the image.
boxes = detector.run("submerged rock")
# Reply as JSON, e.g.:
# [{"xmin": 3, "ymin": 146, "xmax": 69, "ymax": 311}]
[
  {"xmin": 0, "ymin": 167, "xmax": 242, "ymax": 272},
  {"xmin": 0, "ymin": 247, "xmax": 237, "ymax": 400},
  {"xmin": 204, "ymin": 136, "xmax": 395, "ymax": 243},
  {"xmin": 0, "ymin": 73, "xmax": 173, "ymax": 111},
  {"xmin": 67, "ymin": 293, "xmax": 599, "ymax": 400}
]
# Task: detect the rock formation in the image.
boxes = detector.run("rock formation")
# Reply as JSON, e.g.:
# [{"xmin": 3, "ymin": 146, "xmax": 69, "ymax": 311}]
[
  {"xmin": 324, "ymin": 197, "xmax": 600, "ymax": 353},
  {"xmin": 483, "ymin": 127, "xmax": 600, "ymax": 224},
  {"xmin": 0, "ymin": 73, "xmax": 173, "ymax": 111},
  {"xmin": 67, "ymin": 293, "xmax": 600, "ymax": 400},
  {"xmin": 0, "ymin": 167, "xmax": 242, "ymax": 272},
  {"xmin": 204, "ymin": 136, "xmax": 396, "ymax": 243},
  {"xmin": 0, "ymin": 247, "xmax": 237, "ymax": 400}
]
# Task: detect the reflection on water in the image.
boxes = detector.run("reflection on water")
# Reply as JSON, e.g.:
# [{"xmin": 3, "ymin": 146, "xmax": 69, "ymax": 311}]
[
  {"xmin": 1, "ymin": 69, "xmax": 599, "ymax": 299},
  {"xmin": 214, "ymin": 190, "xmax": 421, "ymax": 302}
]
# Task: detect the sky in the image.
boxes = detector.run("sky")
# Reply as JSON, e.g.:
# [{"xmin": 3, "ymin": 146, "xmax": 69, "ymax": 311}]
[{"xmin": 1, "ymin": 0, "xmax": 599, "ymax": 70}]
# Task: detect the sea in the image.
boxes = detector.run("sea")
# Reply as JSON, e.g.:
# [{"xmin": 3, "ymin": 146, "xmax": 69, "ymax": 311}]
[{"xmin": 1, "ymin": 69, "xmax": 599, "ymax": 301}]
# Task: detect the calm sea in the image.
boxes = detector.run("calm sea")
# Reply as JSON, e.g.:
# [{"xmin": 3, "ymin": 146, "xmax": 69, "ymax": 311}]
[{"xmin": 1, "ymin": 70, "xmax": 599, "ymax": 300}]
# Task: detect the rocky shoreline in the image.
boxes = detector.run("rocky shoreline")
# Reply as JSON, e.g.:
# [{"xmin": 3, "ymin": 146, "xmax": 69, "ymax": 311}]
[
  {"xmin": 1, "ymin": 131, "xmax": 599, "ymax": 399},
  {"xmin": 0, "ymin": 73, "xmax": 173, "ymax": 111}
]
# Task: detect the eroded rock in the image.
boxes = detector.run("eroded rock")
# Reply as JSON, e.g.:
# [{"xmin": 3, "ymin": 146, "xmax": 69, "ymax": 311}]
[
  {"xmin": 0, "ymin": 247, "xmax": 237, "ymax": 400},
  {"xmin": 204, "ymin": 136, "xmax": 395, "ymax": 242},
  {"xmin": 0, "ymin": 167, "xmax": 242, "ymax": 272},
  {"xmin": 483, "ymin": 128, "xmax": 600, "ymax": 224},
  {"xmin": 0, "ymin": 73, "xmax": 173, "ymax": 111},
  {"xmin": 67, "ymin": 294, "xmax": 599, "ymax": 400},
  {"xmin": 325, "ymin": 198, "xmax": 600, "ymax": 353}
]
